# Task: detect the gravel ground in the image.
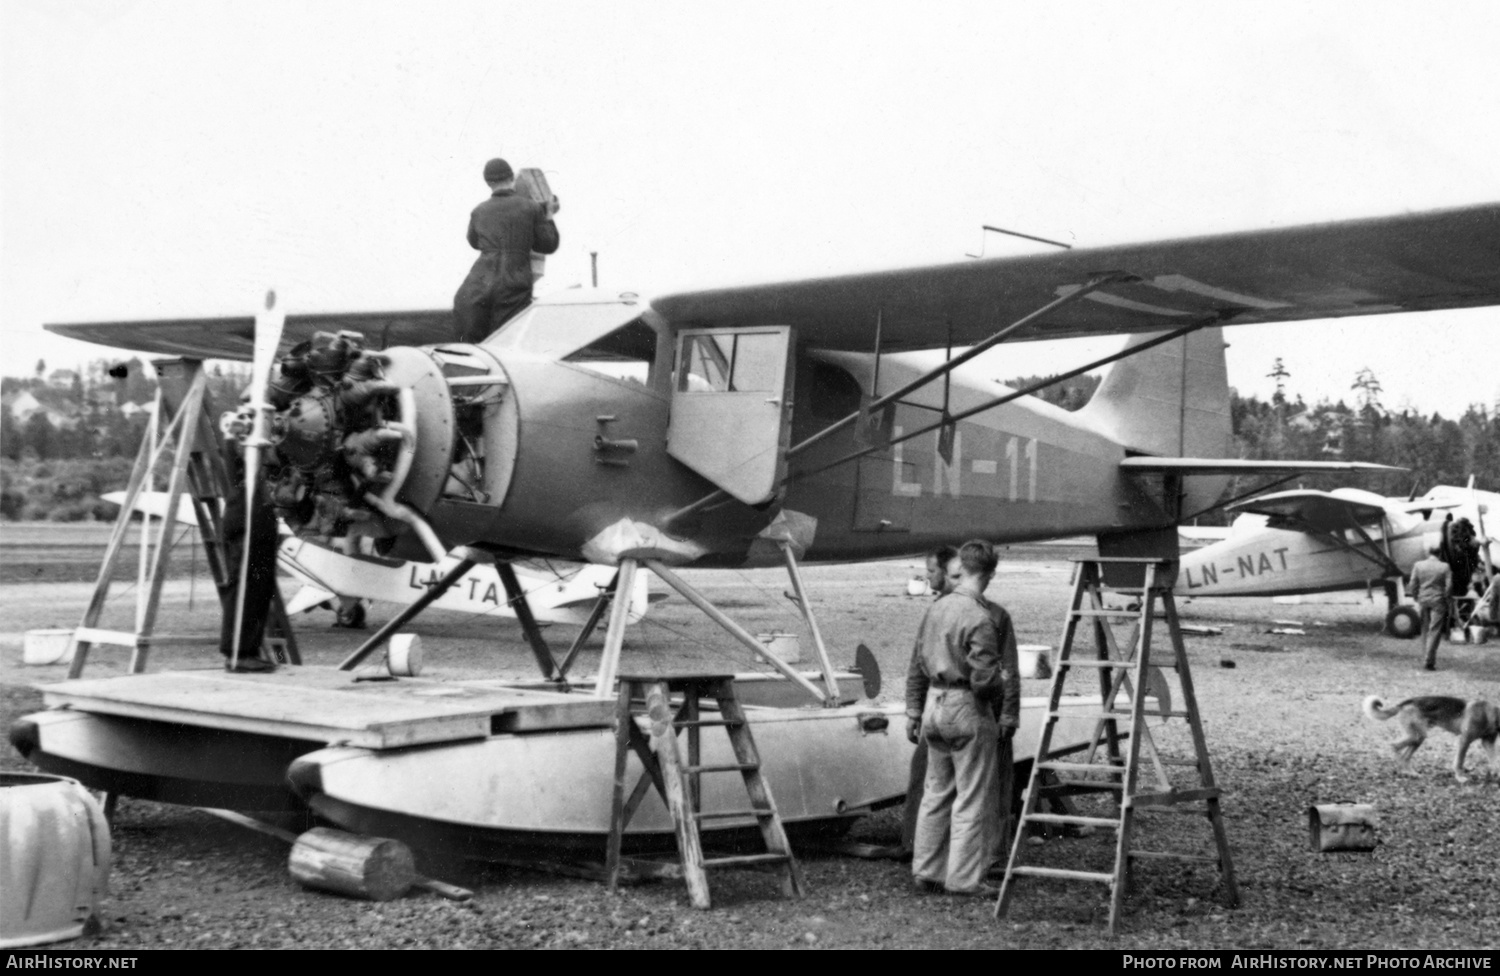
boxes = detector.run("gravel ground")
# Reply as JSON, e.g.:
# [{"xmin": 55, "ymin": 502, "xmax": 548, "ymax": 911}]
[{"xmin": 3, "ymin": 544, "xmax": 1498, "ymax": 950}]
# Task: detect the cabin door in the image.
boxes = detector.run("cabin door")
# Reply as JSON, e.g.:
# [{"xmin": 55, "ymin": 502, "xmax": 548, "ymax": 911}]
[{"xmin": 668, "ymin": 326, "xmax": 794, "ymax": 505}]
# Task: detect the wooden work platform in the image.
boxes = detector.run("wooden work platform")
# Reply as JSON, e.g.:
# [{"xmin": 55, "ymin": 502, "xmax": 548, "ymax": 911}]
[{"xmin": 37, "ymin": 666, "xmax": 616, "ymax": 750}]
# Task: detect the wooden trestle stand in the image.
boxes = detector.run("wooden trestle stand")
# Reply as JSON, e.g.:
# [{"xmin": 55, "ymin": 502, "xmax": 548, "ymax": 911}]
[
  {"xmin": 605, "ymin": 674, "xmax": 805, "ymax": 909},
  {"xmin": 67, "ymin": 358, "xmax": 299, "ymax": 679}
]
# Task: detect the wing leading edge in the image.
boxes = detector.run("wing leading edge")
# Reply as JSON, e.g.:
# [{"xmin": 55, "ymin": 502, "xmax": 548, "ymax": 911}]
[
  {"xmin": 46, "ymin": 310, "xmax": 455, "ymax": 363},
  {"xmin": 654, "ymin": 203, "xmax": 1500, "ymax": 351},
  {"xmin": 45, "ymin": 203, "xmax": 1500, "ymax": 359}
]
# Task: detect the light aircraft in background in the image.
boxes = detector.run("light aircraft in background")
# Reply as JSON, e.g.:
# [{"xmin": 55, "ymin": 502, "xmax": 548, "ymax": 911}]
[
  {"xmin": 17, "ymin": 201, "xmax": 1500, "ymax": 860},
  {"xmin": 101, "ymin": 490, "xmax": 653, "ymax": 628},
  {"xmin": 1177, "ymin": 483, "xmax": 1498, "ymax": 637}
]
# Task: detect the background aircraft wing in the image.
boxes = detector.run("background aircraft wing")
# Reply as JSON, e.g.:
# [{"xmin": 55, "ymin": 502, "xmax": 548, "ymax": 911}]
[
  {"xmin": 1228, "ymin": 489, "xmax": 1390, "ymax": 533},
  {"xmin": 653, "ymin": 203, "xmax": 1500, "ymax": 350},
  {"xmin": 46, "ymin": 310, "xmax": 454, "ymax": 362},
  {"xmin": 1119, "ymin": 458, "xmax": 1401, "ymax": 477}
]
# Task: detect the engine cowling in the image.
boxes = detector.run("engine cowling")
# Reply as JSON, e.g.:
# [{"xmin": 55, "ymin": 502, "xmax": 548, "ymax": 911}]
[{"xmin": 259, "ymin": 332, "xmax": 514, "ymax": 560}]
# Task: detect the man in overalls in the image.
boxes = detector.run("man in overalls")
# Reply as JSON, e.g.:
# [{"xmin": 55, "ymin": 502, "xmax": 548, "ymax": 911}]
[
  {"xmin": 905, "ymin": 539, "xmax": 1004, "ymax": 896},
  {"xmin": 452, "ymin": 157, "xmax": 560, "ymax": 343}
]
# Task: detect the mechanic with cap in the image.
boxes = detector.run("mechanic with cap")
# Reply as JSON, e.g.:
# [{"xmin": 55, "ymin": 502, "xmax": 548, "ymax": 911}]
[
  {"xmin": 905, "ymin": 539, "xmax": 1005, "ymax": 896},
  {"xmin": 452, "ymin": 157, "xmax": 560, "ymax": 343}
]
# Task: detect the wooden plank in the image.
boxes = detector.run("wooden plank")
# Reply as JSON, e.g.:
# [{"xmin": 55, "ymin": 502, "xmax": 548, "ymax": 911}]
[
  {"xmin": 73, "ymin": 628, "xmax": 139, "ymax": 647},
  {"xmin": 643, "ymin": 681, "xmax": 711, "ymax": 909},
  {"xmin": 701, "ymin": 853, "xmax": 791, "ymax": 870},
  {"xmin": 1127, "ymin": 787, "xmax": 1222, "ymax": 808},
  {"xmin": 38, "ymin": 667, "xmax": 614, "ymax": 749},
  {"xmin": 1009, "ymin": 865, "xmax": 1114, "ymax": 884}
]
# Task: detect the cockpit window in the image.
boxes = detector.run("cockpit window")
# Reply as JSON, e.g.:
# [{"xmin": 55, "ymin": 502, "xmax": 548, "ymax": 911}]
[
  {"xmin": 677, "ymin": 330, "xmax": 784, "ymax": 393},
  {"xmin": 564, "ymin": 318, "xmax": 659, "ymax": 385},
  {"xmin": 483, "ymin": 300, "xmax": 643, "ymax": 359}
]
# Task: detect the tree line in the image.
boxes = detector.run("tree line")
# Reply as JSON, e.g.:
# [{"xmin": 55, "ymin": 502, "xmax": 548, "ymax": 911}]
[{"xmin": 1, "ymin": 359, "xmax": 249, "ymax": 521}]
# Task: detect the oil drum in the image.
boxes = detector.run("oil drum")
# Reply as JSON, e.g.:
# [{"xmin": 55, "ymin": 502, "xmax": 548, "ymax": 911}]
[{"xmin": 0, "ymin": 772, "xmax": 111, "ymax": 947}]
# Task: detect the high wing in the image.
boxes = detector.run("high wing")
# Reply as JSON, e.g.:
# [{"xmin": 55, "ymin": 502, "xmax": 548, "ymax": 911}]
[
  {"xmin": 654, "ymin": 203, "xmax": 1500, "ymax": 350},
  {"xmin": 46, "ymin": 310, "xmax": 453, "ymax": 362},
  {"xmin": 44, "ymin": 203, "xmax": 1500, "ymax": 358},
  {"xmin": 1230, "ymin": 487, "xmax": 1464, "ymax": 532},
  {"xmin": 1229, "ymin": 488, "xmax": 1392, "ymax": 533}
]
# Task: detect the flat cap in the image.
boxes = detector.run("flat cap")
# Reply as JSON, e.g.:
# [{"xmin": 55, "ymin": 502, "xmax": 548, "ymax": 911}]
[{"xmin": 483, "ymin": 157, "xmax": 514, "ymax": 182}]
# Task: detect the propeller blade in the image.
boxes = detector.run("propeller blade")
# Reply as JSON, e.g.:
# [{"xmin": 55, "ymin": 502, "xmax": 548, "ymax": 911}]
[
  {"xmin": 1470, "ymin": 478, "xmax": 1494, "ymax": 589},
  {"xmin": 230, "ymin": 290, "xmax": 286, "ymax": 669}
]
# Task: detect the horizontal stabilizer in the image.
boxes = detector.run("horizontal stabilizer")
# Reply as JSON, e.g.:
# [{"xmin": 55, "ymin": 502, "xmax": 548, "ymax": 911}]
[{"xmin": 1119, "ymin": 458, "xmax": 1402, "ymax": 477}]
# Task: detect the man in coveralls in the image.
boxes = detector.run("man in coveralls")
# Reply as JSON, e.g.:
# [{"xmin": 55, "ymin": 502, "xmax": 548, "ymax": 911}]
[
  {"xmin": 1409, "ymin": 544, "xmax": 1453, "ymax": 671},
  {"xmin": 976, "ymin": 563, "xmax": 1022, "ymax": 870},
  {"xmin": 452, "ymin": 157, "xmax": 560, "ymax": 343},
  {"xmin": 906, "ymin": 539, "xmax": 1004, "ymax": 895},
  {"xmin": 898, "ymin": 545, "xmax": 958, "ymax": 858}
]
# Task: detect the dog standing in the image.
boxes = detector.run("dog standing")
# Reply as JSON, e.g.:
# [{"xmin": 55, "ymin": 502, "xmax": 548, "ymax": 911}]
[{"xmin": 1363, "ymin": 694, "xmax": 1499, "ymax": 783}]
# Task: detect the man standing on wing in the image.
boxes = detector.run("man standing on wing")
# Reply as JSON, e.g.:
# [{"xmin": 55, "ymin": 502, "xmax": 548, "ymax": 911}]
[
  {"xmin": 452, "ymin": 157, "xmax": 560, "ymax": 343},
  {"xmin": 905, "ymin": 539, "xmax": 1003, "ymax": 896}
]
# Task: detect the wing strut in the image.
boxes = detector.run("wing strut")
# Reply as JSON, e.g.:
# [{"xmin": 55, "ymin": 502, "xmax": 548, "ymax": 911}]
[
  {"xmin": 784, "ymin": 319, "xmax": 1213, "ymax": 488},
  {"xmin": 1294, "ymin": 515, "xmax": 1404, "ymax": 580},
  {"xmin": 557, "ymin": 569, "xmax": 622, "ymax": 680},
  {"xmin": 1181, "ymin": 474, "xmax": 1302, "ymax": 522},
  {"xmin": 666, "ymin": 272, "xmax": 1134, "ymax": 526},
  {"xmin": 338, "ymin": 553, "xmax": 479, "ymax": 671},
  {"xmin": 496, "ymin": 562, "xmax": 559, "ymax": 679}
]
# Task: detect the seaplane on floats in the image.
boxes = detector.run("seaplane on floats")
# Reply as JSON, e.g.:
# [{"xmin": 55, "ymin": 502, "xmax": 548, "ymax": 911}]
[
  {"xmin": 13, "ymin": 200, "xmax": 1500, "ymax": 862},
  {"xmin": 1177, "ymin": 481, "xmax": 1499, "ymax": 638}
]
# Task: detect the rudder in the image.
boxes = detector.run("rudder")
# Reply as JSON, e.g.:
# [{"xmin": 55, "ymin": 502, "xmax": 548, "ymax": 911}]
[{"xmin": 1078, "ymin": 325, "xmax": 1231, "ymax": 460}]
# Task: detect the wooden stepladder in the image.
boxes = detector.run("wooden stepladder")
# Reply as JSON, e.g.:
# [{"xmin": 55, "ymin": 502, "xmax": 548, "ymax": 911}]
[
  {"xmin": 995, "ymin": 558, "xmax": 1238, "ymax": 935},
  {"xmin": 68, "ymin": 358, "xmax": 299, "ymax": 678},
  {"xmin": 605, "ymin": 673, "xmax": 805, "ymax": 909}
]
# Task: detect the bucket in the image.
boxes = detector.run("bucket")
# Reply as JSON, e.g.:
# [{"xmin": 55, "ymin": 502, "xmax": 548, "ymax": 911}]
[
  {"xmin": 755, "ymin": 632, "xmax": 801, "ymax": 664},
  {"xmin": 1017, "ymin": 645, "xmax": 1052, "ymax": 679},
  {"xmin": 1450, "ymin": 627, "xmax": 1469, "ymax": 644},
  {"xmin": 0, "ymin": 773, "xmax": 111, "ymax": 947},
  {"xmin": 1468, "ymin": 625, "xmax": 1490, "ymax": 645},
  {"xmin": 22, "ymin": 629, "xmax": 75, "ymax": 666},
  {"xmin": 906, "ymin": 577, "xmax": 930, "ymax": 597},
  {"xmin": 386, "ymin": 634, "xmax": 423, "ymax": 677}
]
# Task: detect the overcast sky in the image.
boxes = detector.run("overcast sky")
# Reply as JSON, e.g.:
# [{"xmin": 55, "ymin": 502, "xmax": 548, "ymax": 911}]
[{"xmin": 3, "ymin": 1, "xmax": 1498, "ymax": 416}]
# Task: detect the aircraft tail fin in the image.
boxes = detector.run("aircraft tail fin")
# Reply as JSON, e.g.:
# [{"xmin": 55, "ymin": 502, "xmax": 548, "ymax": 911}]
[
  {"xmin": 1079, "ymin": 325, "xmax": 1232, "ymax": 460},
  {"xmin": 1078, "ymin": 326, "xmax": 1232, "ymax": 518}
]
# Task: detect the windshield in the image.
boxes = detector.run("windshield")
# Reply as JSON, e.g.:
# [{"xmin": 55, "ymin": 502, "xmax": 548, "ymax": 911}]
[{"xmin": 483, "ymin": 300, "xmax": 643, "ymax": 359}]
